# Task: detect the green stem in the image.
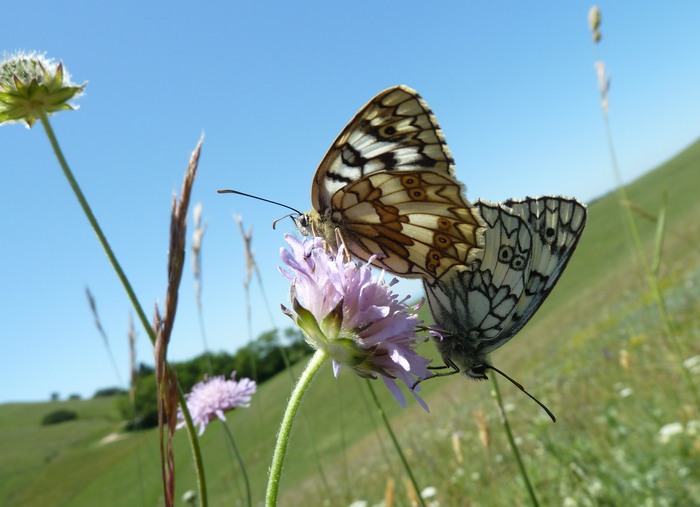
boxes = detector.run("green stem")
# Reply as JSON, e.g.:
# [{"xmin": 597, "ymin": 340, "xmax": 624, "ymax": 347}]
[
  {"xmin": 222, "ymin": 422, "xmax": 252, "ymax": 507},
  {"xmin": 179, "ymin": 390, "xmax": 209, "ymax": 507},
  {"xmin": 365, "ymin": 381, "xmax": 426, "ymax": 507},
  {"xmin": 600, "ymin": 105, "xmax": 700, "ymax": 411},
  {"xmin": 266, "ymin": 349, "xmax": 328, "ymax": 507},
  {"xmin": 491, "ymin": 376, "xmax": 540, "ymax": 507},
  {"xmin": 38, "ymin": 112, "xmax": 208, "ymax": 507},
  {"xmin": 39, "ymin": 112, "xmax": 153, "ymax": 343}
]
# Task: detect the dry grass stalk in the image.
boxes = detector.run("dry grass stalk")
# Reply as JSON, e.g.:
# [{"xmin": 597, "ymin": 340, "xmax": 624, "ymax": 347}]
[
  {"xmin": 403, "ymin": 476, "xmax": 419, "ymax": 507},
  {"xmin": 384, "ymin": 476, "xmax": 395, "ymax": 507},
  {"xmin": 474, "ymin": 409, "xmax": 491, "ymax": 450},
  {"xmin": 154, "ymin": 137, "xmax": 203, "ymax": 507}
]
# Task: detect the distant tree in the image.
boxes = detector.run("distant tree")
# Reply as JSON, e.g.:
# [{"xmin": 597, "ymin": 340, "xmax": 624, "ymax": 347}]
[
  {"xmin": 41, "ymin": 409, "xmax": 78, "ymax": 425},
  {"xmin": 68, "ymin": 394, "xmax": 82, "ymax": 400},
  {"xmin": 137, "ymin": 362, "xmax": 154, "ymax": 376},
  {"xmin": 118, "ymin": 374, "xmax": 159, "ymax": 430},
  {"xmin": 50, "ymin": 392, "xmax": 60, "ymax": 402},
  {"xmin": 93, "ymin": 387, "xmax": 128, "ymax": 398}
]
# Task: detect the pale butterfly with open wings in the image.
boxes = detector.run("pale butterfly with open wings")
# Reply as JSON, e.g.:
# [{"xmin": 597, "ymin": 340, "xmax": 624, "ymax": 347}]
[
  {"xmin": 423, "ymin": 197, "xmax": 587, "ymax": 384},
  {"xmin": 302, "ymin": 85, "xmax": 485, "ymax": 280}
]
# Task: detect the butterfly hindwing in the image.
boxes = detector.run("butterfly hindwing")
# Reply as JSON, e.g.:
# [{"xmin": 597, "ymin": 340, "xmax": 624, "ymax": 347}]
[
  {"xmin": 424, "ymin": 197, "xmax": 587, "ymax": 375},
  {"xmin": 324, "ymin": 170, "xmax": 484, "ymax": 278},
  {"xmin": 502, "ymin": 197, "xmax": 587, "ymax": 337},
  {"xmin": 424, "ymin": 202, "xmax": 532, "ymax": 367}
]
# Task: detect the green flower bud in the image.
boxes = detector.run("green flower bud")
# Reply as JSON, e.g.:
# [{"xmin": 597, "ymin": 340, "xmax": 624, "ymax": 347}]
[{"xmin": 0, "ymin": 52, "xmax": 85, "ymax": 127}]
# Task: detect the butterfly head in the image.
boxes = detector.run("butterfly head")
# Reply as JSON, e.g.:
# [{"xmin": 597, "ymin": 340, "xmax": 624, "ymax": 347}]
[
  {"xmin": 295, "ymin": 209, "xmax": 343, "ymax": 250},
  {"xmin": 287, "ymin": 212, "xmax": 310, "ymax": 234},
  {"xmin": 465, "ymin": 363, "xmax": 490, "ymax": 381}
]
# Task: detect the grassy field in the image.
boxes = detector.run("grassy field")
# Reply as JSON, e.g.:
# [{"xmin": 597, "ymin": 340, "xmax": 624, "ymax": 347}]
[{"xmin": 2, "ymin": 138, "xmax": 700, "ymax": 507}]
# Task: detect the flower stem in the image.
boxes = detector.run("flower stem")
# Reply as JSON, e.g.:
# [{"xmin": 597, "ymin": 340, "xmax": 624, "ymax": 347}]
[
  {"xmin": 38, "ymin": 111, "xmax": 153, "ymax": 342},
  {"xmin": 266, "ymin": 349, "xmax": 328, "ymax": 506},
  {"xmin": 491, "ymin": 376, "xmax": 540, "ymax": 507},
  {"xmin": 366, "ymin": 381, "xmax": 426, "ymax": 507},
  {"xmin": 222, "ymin": 422, "xmax": 251, "ymax": 507},
  {"xmin": 38, "ymin": 112, "xmax": 208, "ymax": 507},
  {"xmin": 179, "ymin": 390, "xmax": 209, "ymax": 507}
]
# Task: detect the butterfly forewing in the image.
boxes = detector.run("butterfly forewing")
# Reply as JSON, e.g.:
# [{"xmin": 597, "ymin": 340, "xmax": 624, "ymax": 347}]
[
  {"xmin": 306, "ymin": 85, "xmax": 484, "ymax": 279},
  {"xmin": 312, "ymin": 85, "xmax": 456, "ymax": 211}
]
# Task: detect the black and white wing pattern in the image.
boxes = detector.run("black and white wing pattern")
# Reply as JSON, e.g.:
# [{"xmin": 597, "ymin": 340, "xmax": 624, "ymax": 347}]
[
  {"xmin": 503, "ymin": 197, "xmax": 587, "ymax": 338},
  {"xmin": 304, "ymin": 86, "xmax": 485, "ymax": 279},
  {"xmin": 424, "ymin": 197, "xmax": 587, "ymax": 378}
]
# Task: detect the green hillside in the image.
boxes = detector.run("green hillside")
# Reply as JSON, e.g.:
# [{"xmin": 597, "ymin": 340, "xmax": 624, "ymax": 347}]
[{"xmin": 2, "ymin": 138, "xmax": 700, "ymax": 506}]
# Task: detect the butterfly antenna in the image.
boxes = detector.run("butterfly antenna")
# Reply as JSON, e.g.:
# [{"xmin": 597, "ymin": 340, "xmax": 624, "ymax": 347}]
[
  {"xmin": 217, "ymin": 189, "xmax": 304, "ymax": 216},
  {"xmin": 485, "ymin": 363, "xmax": 556, "ymax": 422}
]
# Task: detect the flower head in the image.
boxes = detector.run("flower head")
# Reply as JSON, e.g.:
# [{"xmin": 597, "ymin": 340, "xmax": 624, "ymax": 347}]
[
  {"xmin": 0, "ymin": 52, "xmax": 85, "ymax": 127},
  {"xmin": 177, "ymin": 371, "xmax": 256, "ymax": 435},
  {"xmin": 280, "ymin": 234, "xmax": 431, "ymax": 410}
]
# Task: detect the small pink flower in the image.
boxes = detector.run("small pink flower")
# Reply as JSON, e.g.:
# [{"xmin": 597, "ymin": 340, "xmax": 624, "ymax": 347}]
[
  {"xmin": 177, "ymin": 371, "xmax": 256, "ymax": 435},
  {"xmin": 280, "ymin": 234, "xmax": 431, "ymax": 410}
]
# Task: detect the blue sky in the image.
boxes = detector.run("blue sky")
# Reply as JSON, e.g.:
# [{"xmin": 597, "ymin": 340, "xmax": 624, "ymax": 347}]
[{"xmin": 2, "ymin": 2, "xmax": 700, "ymax": 403}]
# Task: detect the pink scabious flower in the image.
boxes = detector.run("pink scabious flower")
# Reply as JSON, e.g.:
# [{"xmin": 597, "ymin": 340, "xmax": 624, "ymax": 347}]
[
  {"xmin": 280, "ymin": 234, "xmax": 431, "ymax": 410},
  {"xmin": 177, "ymin": 371, "xmax": 256, "ymax": 435}
]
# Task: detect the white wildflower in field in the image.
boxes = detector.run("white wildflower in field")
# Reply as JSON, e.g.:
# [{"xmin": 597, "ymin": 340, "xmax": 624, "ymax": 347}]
[
  {"xmin": 587, "ymin": 478, "xmax": 603, "ymax": 496},
  {"xmin": 421, "ymin": 486, "xmax": 437, "ymax": 499},
  {"xmin": 683, "ymin": 355, "xmax": 700, "ymax": 374},
  {"xmin": 618, "ymin": 386, "xmax": 633, "ymax": 398},
  {"xmin": 658, "ymin": 422, "xmax": 684, "ymax": 443},
  {"xmin": 686, "ymin": 420, "xmax": 700, "ymax": 436}
]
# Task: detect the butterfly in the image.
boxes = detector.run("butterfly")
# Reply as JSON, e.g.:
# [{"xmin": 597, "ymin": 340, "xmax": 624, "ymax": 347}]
[
  {"xmin": 423, "ymin": 197, "xmax": 587, "ymax": 381},
  {"xmin": 302, "ymin": 85, "xmax": 485, "ymax": 280}
]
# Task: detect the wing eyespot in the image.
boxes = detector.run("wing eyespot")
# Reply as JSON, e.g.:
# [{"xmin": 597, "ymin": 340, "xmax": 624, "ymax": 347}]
[
  {"xmin": 437, "ymin": 218, "xmax": 452, "ymax": 231},
  {"xmin": 426, "ymin": 249, "xmax": 445, "ymax": 274},
  {"xmin": 498, "ymin": 245, "xmax": 514, "ymax": 263},
  {"xmin": 400, "ymin": 175, "xmax": 421, "ymax": 188},
  {"xmin": 433, "ymin": 232, "xmax": 453, "ymax": 249},
  {"xmin": 511, "ymin": 255, "xmax": 527, "ymax": 271}
]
